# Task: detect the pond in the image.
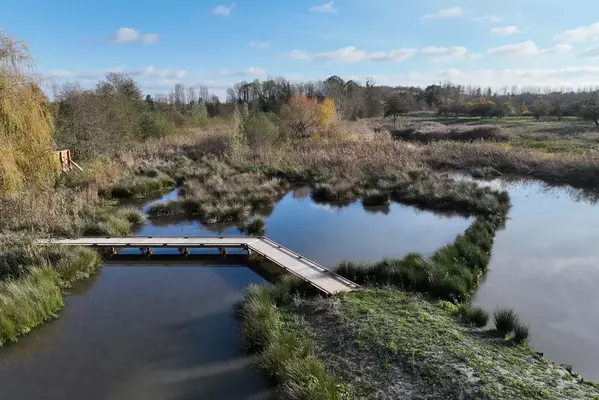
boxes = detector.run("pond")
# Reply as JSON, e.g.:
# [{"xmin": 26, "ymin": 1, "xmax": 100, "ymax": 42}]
[
  {"xmin": 0, "ymin": 190, "xmax": 472, "ymax": 399},
  {"xmin": 470, "ymin": 178, "xmax": 599, "ymax": 381}
]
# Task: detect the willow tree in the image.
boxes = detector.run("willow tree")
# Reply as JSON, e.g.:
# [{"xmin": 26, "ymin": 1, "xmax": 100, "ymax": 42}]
[{"xmin": 0, "ymin": 31, "xmax": 55, "ymax": 194}]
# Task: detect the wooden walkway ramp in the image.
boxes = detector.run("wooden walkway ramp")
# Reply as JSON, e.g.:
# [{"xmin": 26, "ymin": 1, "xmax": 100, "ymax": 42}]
[{"xmin": 38, "ymin": 236, "xmax": 358, "ymax": 295}]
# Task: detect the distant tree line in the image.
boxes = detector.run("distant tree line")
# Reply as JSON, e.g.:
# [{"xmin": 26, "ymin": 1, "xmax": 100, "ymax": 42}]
[{"xmin": 222, "ymin": 76, "xmax": 599, "ymax": 125}]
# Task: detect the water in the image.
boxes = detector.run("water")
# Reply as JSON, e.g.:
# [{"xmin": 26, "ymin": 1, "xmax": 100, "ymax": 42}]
[
  {"xmin": 469, "ymin": 179, "xmax": 599, "ymax": 380},
  {"xmin": 0, "ymin": 190, "xmax": 472, "ymax": 399},
  {"xmin": 142, "ymin": 189, "xmax": 473, "ymax": 267},
  {"xmin": 0, "ymin": 266, "xmax": 274, "ymax": 400}
]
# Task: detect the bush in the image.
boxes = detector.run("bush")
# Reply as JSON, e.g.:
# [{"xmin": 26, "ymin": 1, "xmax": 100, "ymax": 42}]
[
  {"xmin": 243, "ymin": 113, "xmax": 280, "ymax": 146},
  {"xmin": 493, "ymin": 308, "xmax": 519, "ymax": 336},
  {"xmin": 245, "ymin": 218, "xmax": 266, "ymax": 235},
  {"xmin": 139, "ymin": 111, "xmax": 174, "ymax": 138},
  {"xmin": 280, "ymin": 96, "xmax": 320, "ymax": 138},
  {"xmin": 459, "ymin": 305, "xmax": 490, "ymax": 327},
  {"xmin": 513, "ymin": 321, "xmax": 530, "ymax": 344}
]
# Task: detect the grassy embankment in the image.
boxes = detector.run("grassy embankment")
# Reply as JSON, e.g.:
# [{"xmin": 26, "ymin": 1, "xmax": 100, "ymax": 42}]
[{"xmin": 0, "ymin": 241, "xmax": 101, "ymax": 346}]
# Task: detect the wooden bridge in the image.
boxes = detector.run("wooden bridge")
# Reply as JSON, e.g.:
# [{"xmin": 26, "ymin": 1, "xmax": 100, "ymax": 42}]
[{"xmin": 38, "ymin": 236, "xmax": 358, "ymax": 295}]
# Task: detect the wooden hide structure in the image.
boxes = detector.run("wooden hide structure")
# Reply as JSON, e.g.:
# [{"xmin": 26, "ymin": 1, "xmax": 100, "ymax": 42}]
[{"xmin": 52, "ymin": 149, "xmax": 83, "ymax": 173}]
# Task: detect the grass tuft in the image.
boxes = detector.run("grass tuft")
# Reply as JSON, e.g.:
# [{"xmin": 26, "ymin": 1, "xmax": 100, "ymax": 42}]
[
  {"xmin": 245, "ymin": 217, "xmax": 266, "ymax": 236},
  {"xmin": 513, "ymin": 321, "xmax": 530, "ymax": 344},
  {"xmin": 459, "ymin": 305, "xmax": 490, "ymax": 327},
  {"xmin": 493, "ymin": 308, "xmax": 520, "ymax": 336}
]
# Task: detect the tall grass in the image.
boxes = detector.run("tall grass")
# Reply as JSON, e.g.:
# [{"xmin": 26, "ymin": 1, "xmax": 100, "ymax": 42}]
[
  {"xmin": 237, "ymin": 284, "xmax": 341, "ymax": 399},
  {"xmin": 336, "ymin": 214, "xmax": 504, "ymax": 301},
  {"xmin": 0, "ymin": 268, "xmax": 63, "ymax": 346}
]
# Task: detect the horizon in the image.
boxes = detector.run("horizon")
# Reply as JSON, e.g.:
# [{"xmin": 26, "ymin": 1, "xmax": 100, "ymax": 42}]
[{"xmin": 4, "ymin": 0, "xmax": 599, "ymax": 98}]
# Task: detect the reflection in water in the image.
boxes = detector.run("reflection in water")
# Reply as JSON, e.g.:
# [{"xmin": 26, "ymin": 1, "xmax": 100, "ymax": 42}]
[
  {"xmin": 471, "ymin": 178, "xmax": 599, "ymax": 381},
  {"xmin": 0, "ymin": 266, "xmax": 274, "ymax": 400},
  {"xmin": 142, "ymin": 191, "xmax": 473, "ymax": 267}
]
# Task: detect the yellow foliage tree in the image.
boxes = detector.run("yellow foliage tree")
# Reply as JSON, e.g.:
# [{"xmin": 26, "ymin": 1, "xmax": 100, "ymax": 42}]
[
  {"xmin": 0, "ymin": 31, "xmax": 55, "ymax": 194},
  {"xmin": 318, "ymin": 98, "xmax": 337, "ymax": 127}
]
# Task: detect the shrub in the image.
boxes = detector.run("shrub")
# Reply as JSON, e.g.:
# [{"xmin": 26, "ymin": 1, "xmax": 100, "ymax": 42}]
[
  {"xmin": 513, "ymin": 322, "xmax": 530, "ymax": 344},
  {"xmin": 280, "ymin": 95, "xmax": 320, "ymax": 138},
  {"xmin": 459, "ymin": 305, "xmax": 490, "ymax": 327},
  {"xmin": 245, "ymin": 218, "xmax": 266, "ymax": 235},
  {"xmin": 493, "ymin": 308, "xmax": 520, "ymax": 336},
  {"xmin": 139, "ymin": 111, "xmax": 174, "ymax": 138},
  {"xmin": 318, "ymin": 98, "xmax": 337, "ymax": 127},
  {"xmin": 243, "ymin": 113, "xmax": 280, "ymax": 146}
]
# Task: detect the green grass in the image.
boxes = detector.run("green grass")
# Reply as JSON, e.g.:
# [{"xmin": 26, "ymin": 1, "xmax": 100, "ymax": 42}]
[
  {"xmin": 493, "ymin": 308, "xmax": 520, "ymax": 337},
  {"xmin": 0, "ymin": 268, "xmax": 64, "ymax": 346},
  {"xmin": 117, "ymin": 207, "xmax": 145, "ymax": 224},
  {"xmin": 101, "ymin": 175, "xmax": 175, "ymax": 200},
  {"xmin": 237, "ymin": 284, "xmax": 345, "ymax": 399},
  {"xmin": 513, "ymin": 321, "xmax": 531, "ymax": 344},
  {"xmin": 0, "ymin": 242, "xmax": 101, "ymax": 346},
  {"xmin": 459, "ymin": 305, "xmax": 490, "ymax": 328}
]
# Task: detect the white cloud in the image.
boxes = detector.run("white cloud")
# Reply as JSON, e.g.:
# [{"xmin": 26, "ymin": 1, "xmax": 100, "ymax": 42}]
[
  {"xmin": 474, "ymin": 14, "xmax": 503, "ymax": 23},
  {"xmin": 579, "ymin": 46, "xmax": 599, "ymax": 58},
  {"xmin": 213, "ymin": 3, "xmax": 235, "ymax": 16},
  {"xmin": 555, "ymin": 21, "xmax": 599, "ymax": 44},
  {"xmin": 487, "ymin": 41, "xmax": 572, "ymax": 57},
  {"xmin": 140, "ymin": 33, "xmax": 159, "ymax": 44},
  {"xmin": 309, "ymin": 1, "xmax": 337, "ymax": 13},
  {"xmin": 248, "ymin": 40, "xmax": 270, "ymax": 50},
  {"xmin": 287, "ymin": 46, "xmax": 417, "ymax": 62},
  {"xmin": 422, "ymin": 7, "xmax": 463, "ymax": 20},
  {"xmin": 131, "ymin": 66, "xmax": 188, "ymax": 79},
  {"xmin": 490, "ymin": 26, "xmax": 521, "ymax": 36},
  {"xmin": 219, "ymin": 67, "xmax": 268, "ymax": 78},
  {"xmin": 420, "ymin": 46, "xmax": 468, "ymax": 59},
  {"xmin": 110, "ymin": 27, "xmax": 159, "ymax": 44}
]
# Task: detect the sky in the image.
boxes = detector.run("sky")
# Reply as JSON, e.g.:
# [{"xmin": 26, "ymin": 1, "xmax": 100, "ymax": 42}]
[{"xmin": 3, "ymin": 0, "xmax": 599, "ymax": 98}]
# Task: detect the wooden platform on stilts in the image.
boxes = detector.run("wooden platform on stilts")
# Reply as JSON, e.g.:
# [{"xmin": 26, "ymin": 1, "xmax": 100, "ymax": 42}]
[{"xmin": 37, "ymin": 236, "xmax": 358, "ymax": 295}]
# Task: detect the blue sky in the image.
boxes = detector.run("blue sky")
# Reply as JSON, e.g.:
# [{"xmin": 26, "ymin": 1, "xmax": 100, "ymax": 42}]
[{"xmin": 3, "ymin": 0, "xmax": 599, "ymax": 97}]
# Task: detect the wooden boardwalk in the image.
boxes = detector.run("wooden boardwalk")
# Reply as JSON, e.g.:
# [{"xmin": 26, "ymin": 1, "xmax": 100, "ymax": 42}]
[{"xmin": 38, "ymin": 236, "xmax": 358, "ymax": 295}]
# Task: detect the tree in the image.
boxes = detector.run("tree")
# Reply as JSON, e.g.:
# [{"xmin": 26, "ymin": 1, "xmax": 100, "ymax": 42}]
[
  {"xmin": 422, "ymin": 84, "xmax": 442, "ymax": 109},
  {"xmin": 0, "ymin": 30, "xmax": 55, "ymax": 193},
  {"xmin": 531, "ymin": 98, "xmax": 551, "ymax": 121},
  {"xmin": 579, "ymin": 92, "xmax": 599, "ymax": 126},
  {"xmin": 466, "ymin": 97, "xmax": 495, "ymax": 118},
  {"xmin": 96, "ymin": 72, "xmax": 142, "ymax": 101},
  {"xmin": 383, "ymin": 93, "xmax": 412, "ymax": 123},
  {"xmin": 502, "ymin": 102, "xmax": 515, "ymax": 116}
]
